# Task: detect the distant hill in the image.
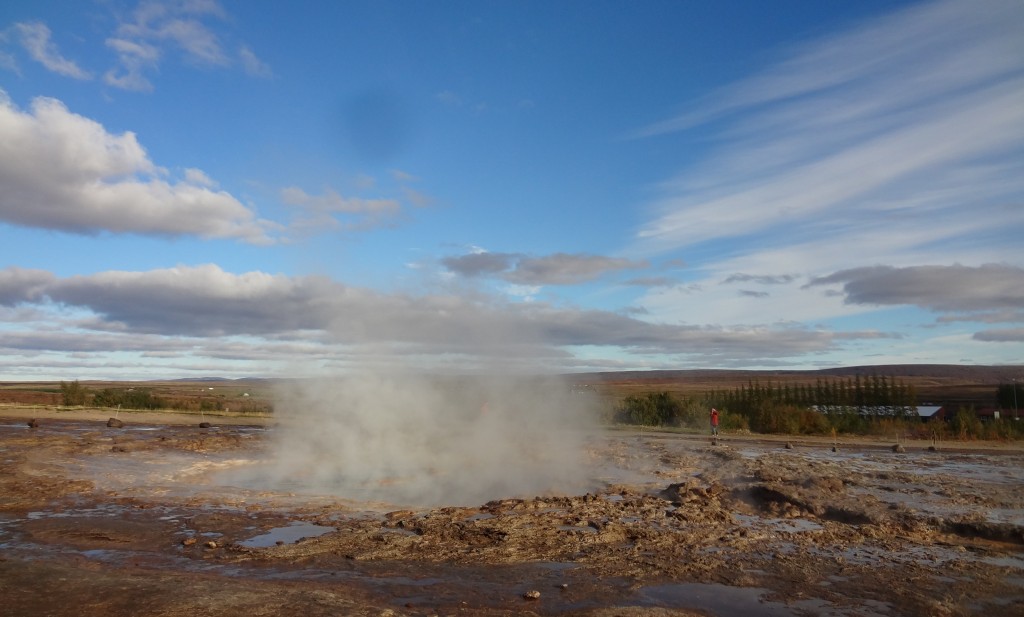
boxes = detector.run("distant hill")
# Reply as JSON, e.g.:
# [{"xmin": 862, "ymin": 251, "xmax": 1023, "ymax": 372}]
[{"xmin": 574, "ymin": 364, "xmax": 1022, "ymax": 382}]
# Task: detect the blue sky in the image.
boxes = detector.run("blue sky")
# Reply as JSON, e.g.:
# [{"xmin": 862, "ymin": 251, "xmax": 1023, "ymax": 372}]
[{"xmin": 0, "ymin": 0, "xmax": 1022, "ymax": 380}]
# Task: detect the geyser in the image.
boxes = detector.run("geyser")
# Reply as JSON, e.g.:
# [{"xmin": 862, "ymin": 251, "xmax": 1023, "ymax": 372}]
[{"xmin": 262, "ymin": 372, "xmax": 599, "ymax": 506}]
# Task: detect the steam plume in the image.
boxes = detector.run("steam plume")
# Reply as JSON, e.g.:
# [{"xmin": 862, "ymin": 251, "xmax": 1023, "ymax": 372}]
[{"xmin": 262, "ymin": 372, "xmax": 598, "ymax": 507}]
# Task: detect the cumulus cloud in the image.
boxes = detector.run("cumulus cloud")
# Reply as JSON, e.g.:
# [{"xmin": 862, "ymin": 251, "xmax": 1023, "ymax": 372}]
[
  {"xmin": 442, "ymin": 251, "xmax": 647, "ymax": 285},
  {"xmin": 11, "ymin": 22, "xmax": 92, "ymax": 79},
  {"xmin": 0, "ymin": 93, "xmax": 273, "ymax": 243}
]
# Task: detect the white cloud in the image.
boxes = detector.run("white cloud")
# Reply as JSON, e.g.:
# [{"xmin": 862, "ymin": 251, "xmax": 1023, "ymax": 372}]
[
  {"xmin": 12, "ymin": 22, "xmax": 92, "ymax": 79},
  {"xmin": 183, "ymin": 167, "xmax": 217, "ymax": 187},
  {"xmin": 103, "ymin": 37, "xmax": 160, "ymax": 91},
  {"xmin": 632, "ymin": 0, "xmax": 1024, "ymax": 255},
  {"xmin": 628, "ymin": 0, "xmax": 1024, "ymax": 339},
  {"xmin": 0, "ymin": 50, "xmax": 17, "ymax": 73},
  {"xmin": 636, "ymin": 78, "xmax": 1024, "ymax": 252},
  {"xmin": 281, "ymin": 187, "xmax": 400, "ymax": 215},
  {"xmin": 238, "ymin": 45, "xmax": 272, "ymax": 77},
  {"xmin": 0, "ymin": 93, "xmax": 273, "ymax": 243},
  {"xmin": 809, "ymin": 264, "xmax": 1024, "ymax": 314},
  {"xmin": 442, "ymin": 251, "xmax": 648, "ymax": 286},
  {"xmin": 0, "ymin": 264, "xmax": 890, "ymax": 370},
  {"xmin": 280, "ymin": 186, "xmax": 403, "ymax": 233},
  {"xmin": 436, "ymin": 90, "xmax": 462, "ymax": 106},
  {"xmin": 0, "ymin": 267, "xmax": 55, "ymax": 305}
]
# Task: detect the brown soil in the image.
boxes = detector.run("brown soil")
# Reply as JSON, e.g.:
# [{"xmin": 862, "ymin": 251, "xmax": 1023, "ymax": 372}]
[{"xmin": 1, "ymin": 411, "xmax": 1022, "ymax": 616}]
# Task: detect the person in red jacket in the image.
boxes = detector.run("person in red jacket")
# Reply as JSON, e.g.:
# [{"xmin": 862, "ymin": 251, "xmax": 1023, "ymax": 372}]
[{"xmin": 710, "ymin": 408, "xmax": 720, "ymax": 436}]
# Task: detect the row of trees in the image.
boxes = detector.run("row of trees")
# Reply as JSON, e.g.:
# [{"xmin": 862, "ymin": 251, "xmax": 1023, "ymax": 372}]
[
  {"xmin": 614, "ymin": 376, "xmax": 1024, "ymax": 439},
  {"xmin": 707, "ymin": 375, "xmax": 918, "ymax": 418},
  {"xmin": 615, "ymin": 375, "xmax": 919, "ymax": 435},
  {"xmin": 996, "ymin": 383, "xmax": 1023, "ymax": 415}
]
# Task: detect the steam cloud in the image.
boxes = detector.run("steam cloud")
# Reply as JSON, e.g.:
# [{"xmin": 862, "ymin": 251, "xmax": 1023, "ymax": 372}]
[{"xmin": 260, "ymin": 372, "xmax": 599, "ymax": 507}]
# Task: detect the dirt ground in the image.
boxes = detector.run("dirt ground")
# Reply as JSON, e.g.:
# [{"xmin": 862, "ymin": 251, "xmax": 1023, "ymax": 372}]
[{"xmin": 1, "ymin": 409, "xmax": 1022, "ymax": 616}]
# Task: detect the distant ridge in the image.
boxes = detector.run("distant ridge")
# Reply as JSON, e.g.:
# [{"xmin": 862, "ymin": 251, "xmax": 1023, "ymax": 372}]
[{"xmin": 574, "ymin": 364, "xmax": 1023, "ymax": 383}]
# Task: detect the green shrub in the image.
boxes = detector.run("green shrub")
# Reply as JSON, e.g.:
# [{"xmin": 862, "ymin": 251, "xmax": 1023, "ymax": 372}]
[
  {"xmin": 718, "ymin": 410, "xmax": 748, "ymax": 431},
  {"xmin": 60, "ymin": 380, "xmax": 89, "ymax": 406},
  {"xmin": 950, "ymin": 408, "xmax": 982, "ymax": 440},
  {"xmin": 92, "ymin": 388, "xmax": 165, "ymax": 410}
]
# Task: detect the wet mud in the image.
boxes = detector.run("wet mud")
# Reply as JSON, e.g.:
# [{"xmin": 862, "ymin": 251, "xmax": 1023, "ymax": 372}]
[{"xmin": 1, "ymin": 419, "xmax": 1022, "ymax": 616}]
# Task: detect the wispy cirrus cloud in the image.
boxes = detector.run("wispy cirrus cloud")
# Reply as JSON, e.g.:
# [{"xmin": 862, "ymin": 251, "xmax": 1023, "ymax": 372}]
[
  {"xmin": 106, "ymin": 0, "xmax": 227, "ymax": 88},
  {"xmin": 103, "ymin": 0, "xmax": 270, "ymax": 91},
  {"xmin": 8, "ymin": 21, "xmax": 92, "ymax": 79},
  {"xmin": 238, "ymin": 44, "xmax": 272, "ymax": 77},
  {"xmin": 629, "ymin": 0, "xmax": 1024, "ymax": 349},
  {"xmin": 2, "ymin": 2, "xmax": 270, "ymax": 90},
  {"xmin": 281, "ymin": 186, "xmax": 404, "ymax": 234},
  {"xmin": 631, "ymin": 0, "xmax": 1024, "ymax": 257}
]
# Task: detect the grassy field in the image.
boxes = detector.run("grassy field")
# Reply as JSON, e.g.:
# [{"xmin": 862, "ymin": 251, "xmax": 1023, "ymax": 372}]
[
  {"xmin": 0, "ymin": 378, "xmax": 276, "ymax": 414},
  {"xmin": 1, "ymin": 364, "xmax": 1020, "ymax": 415}
]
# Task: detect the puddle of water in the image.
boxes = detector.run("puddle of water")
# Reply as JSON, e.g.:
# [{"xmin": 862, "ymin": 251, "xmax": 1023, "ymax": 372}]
[
  {"xmin": 983, "ymin": 555, "xmax": 1024, "ymax": 569},
  {"xmin": 640, "ymin": 582, "xmax": 889, "ymax": 617},
  {"xmin": 238, "ymin": 521, "xmax": 335, "ymax": 548},
  {"xmin": 537, "ymin": 561, "xmax": 578, "ymax": 572},
  {"xmin": 640, "ymin": 583, "xmax": 790, "ymax": 616},
  {"xmin": 985, "ymin": 508, "xmax": 1024, "ymax": 526},
  {"xmin": 26, "ymin": 504, "xmax": 128, "ymax": 520}
]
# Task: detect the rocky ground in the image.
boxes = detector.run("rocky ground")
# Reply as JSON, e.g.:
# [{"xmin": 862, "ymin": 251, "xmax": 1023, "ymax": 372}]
[{"xmin": 1, "ymin": 413, "xmax": 1022, "ymax": 616}]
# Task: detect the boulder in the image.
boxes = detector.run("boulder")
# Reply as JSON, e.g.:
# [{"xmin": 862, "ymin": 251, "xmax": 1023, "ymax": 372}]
[
  {"xmin": 27, "ymin": 419, "xmax": 39, "ymax": 428},
  {"xmin": 107, "ymin": 417, "xmax": 124, "ymax": 428}
]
